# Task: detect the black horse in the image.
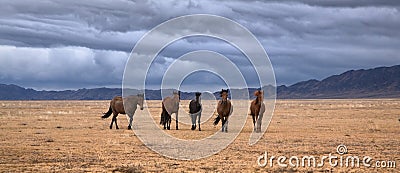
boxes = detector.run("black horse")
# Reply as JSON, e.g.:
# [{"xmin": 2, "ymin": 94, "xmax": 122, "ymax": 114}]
[{"xmin": 189, "ymin": 92, "xmax": 202, "ymax": 131}]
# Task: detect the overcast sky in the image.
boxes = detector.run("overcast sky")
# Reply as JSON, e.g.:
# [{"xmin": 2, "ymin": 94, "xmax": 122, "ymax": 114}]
[{"xmin": 0, "ymin": 0, "xmax": 399, "ymax": 91}]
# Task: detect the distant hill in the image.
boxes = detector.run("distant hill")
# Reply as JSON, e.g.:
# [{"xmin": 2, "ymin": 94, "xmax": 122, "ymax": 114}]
[
  {"xmin": 0, "ymin": 65, "xmax": 399, "ymax": 100},
  {"xmin": 278, "ymin": 65, "xmax": 400, "ymax": 98},
  {"xmin": 0, "ymin": 85, "xmax": 122, "ymax": 100}
]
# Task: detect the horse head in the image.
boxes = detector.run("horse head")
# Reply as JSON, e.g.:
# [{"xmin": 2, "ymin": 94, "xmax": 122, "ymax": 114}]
[
  {"xmin": 254, "ymin": 90, "xmax": 264, "ymax": 98},
  {"xmin": 195, "ymin": 92, "xmax": 202, "ymax": 97},
  {"xmin": 195, "ymin": 92, "xmax": 202, "ymax": 102},
  {"xmin": 220, "ymin": 89, "xmax": 229, "ymax": 103},
  {"xmin": 137, "ymin": 93, "xmax": 144, "ymax": 110}
]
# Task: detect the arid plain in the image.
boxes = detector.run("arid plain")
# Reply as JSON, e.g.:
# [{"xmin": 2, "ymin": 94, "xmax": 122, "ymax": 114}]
[{"xmin": 0, "ymin": 99, "xmax": 399, "ymax": 172}]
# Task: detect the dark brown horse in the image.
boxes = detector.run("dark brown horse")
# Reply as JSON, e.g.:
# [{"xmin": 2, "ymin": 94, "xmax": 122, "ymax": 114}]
[
  {"xmin": 189, "ymin": 92, "xmax": 202, "ymax": 131},
  {"xmin": 102, "ymin": 94, "xmax": 144, "ymax": 130},
  {"xmin": 250, "ymin": 90, "xmax": 265, "ymax": 133},
  {"xmin": 214, "ymin": 89, "xmax": 233, "ymax": 132}
]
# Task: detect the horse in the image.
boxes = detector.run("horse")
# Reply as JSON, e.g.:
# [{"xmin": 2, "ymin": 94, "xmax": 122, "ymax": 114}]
[
  {"xmin": 250, "ymin": 90, "xmax": 265, "ymax": 133},
  {"xmin": 160, "ymin": 91, "xmax": 180, "ymax": 130},
  {"xmin": 214, "ymin": 89, "xmax": 233, "ymax": 132},
  {"xmin": 101, "ymin": 94, "xmax": 144, "ymax": 130},
  {"xmin": 189, "ymin": 92, "xmax": 202, "ymax": 131}
]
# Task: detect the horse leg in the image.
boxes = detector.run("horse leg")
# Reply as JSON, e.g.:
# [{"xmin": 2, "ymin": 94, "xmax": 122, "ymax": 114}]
[
  {"xmin": 255, "ymin": 109, "xmax": 260, "ymax": 132},
  {"xmin": 111, "ymin": 113, "xmax": 119, "ymax": 129},
  {"xmin": 165, "ymin": 116, "xmax": 168, "ymax": 130},
  {"xmin": 224, "ymin": 116, "xmax": 229, "ymax": 133},
  {"xmin": 115, "ymin": 117, "xmax": 119, "ymax": 130},
  {"xmin": 192, "ymin": 113, "xmax": 198, "ymax": 130},
  {"xmin": 162, "ymin": 110, "xmax": 167, "ymax": 130},
  {"xmin": 160, "ymin": 111, "xmax": 164, "ymax": 126},
  {"xmin": 167, "ymin": 115, "xmax": 171, "ymax": 130},
  {"xmin": 256, "ymin": 111, "xmax": 264, "ymax": 133},
  {"xmin": 163, "ymin": 112, "xmax": 167, "ymax": 130},
  {"xmin": 190, "ymin": 113, "xmax": 195, "ymax": 130},
  {"xmin": 198, "ymin": 112, "xmax": 201, "ymax": 131},
  {"xmin": 221, "ymin": 117, "xmax": 226, "ymax": 132},
  {"xmin": 110, "ymin": 112, "xmax": 117, "ymax": 129},
  {"xmin": 127, "ymin": 113, "xmax": 133, "ymax": 130},
  {"xmin": 175, "ymin": 112, "xmax": 179, "ymax": 130},
  {"xmin": 251, "ymin": 114, "xmax": 256, "ymax": 131},
  {"xmin": 161, "ymin": 110, "xmax": 168, "ymax": 130},
  {"xmin": 109, "ymin": 118, "xmax": 114, "ymax": 129},
  {"xmin": 163, "ymin": 117, "xmax": 166, "ymax": 130},
  {"xmin": 165, "ymin": 114, "xmax": 170, "ymax": 130}
]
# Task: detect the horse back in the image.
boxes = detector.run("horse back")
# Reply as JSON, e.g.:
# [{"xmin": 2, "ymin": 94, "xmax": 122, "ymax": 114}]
[
  {"xmin": 123, "ymin": 96, "xmax": 139, "ymax": 113},
  {"xmin": 111, "ymin": 96, "xmax": 125, "ymax": 114},
  {"xmin": 163, "ymin": 97, "xmax": 179, "ymax": 114}
]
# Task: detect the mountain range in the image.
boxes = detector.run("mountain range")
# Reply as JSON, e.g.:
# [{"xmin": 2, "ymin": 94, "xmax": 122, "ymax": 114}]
[{"xmin": 1, "ymin": 65, "xmax": 399, "ymax": 100}]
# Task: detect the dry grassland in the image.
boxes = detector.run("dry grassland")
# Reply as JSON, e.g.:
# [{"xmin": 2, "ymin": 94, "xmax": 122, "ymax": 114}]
[{"xmin": 0, "ymin": 99, "xmax": 399, "ymax": 172}]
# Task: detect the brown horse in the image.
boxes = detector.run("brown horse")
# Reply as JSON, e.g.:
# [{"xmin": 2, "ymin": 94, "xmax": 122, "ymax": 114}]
[
  {"xmin": 102, "ymin": 94, "xmax": 144, "ymax": 130},
  {"xmin": 160, "ymin": 91, "xmax": 180, "ymax": 130},
  {"xmin": 250, "ymin": 90, "xmax": 265, "ymax": 133},
  {"xmin": 214, "ymin": 89, "xmax": 233, "ymax": 132}
]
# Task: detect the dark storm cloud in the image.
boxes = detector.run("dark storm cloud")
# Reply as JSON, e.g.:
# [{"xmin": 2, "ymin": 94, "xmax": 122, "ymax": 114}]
[
  {"xmin": 0, "ymin": 0, "xmax": 229, "ymax": 51},
  {"xmin": 285, "ymin": 0, "xmax": 400, "ymax": 7},
  {"xmin": 0, "ymin": 0, "xmax": 399, "ymax": 89},
  {"xmin": 0, "ymin": 46, "xmax": 128, "ymax": 90}
]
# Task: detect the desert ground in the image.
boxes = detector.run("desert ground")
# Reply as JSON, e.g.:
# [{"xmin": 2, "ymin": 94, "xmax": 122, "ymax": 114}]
[{"xmin": 0, "ymin": 99, "xmax": 399, "ymax": 172}]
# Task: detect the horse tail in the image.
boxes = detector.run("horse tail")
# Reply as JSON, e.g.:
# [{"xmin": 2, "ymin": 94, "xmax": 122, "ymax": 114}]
[
  {"xmin": 102, "ymin": 106, "xmax": 112, "ymax": 119},
  {"xmin": 160, "ymin": 103, "xmax": 166, "ymax": 125},
  {"xmin": 160, "ymin": 110, "xmax": 164, "ymax": 125},
  {"xmin": 213, "ymin": 116, "xmax": 221, "ymax": 126}
]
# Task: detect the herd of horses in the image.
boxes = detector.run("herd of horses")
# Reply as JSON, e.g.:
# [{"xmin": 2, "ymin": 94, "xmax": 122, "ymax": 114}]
[{"xmin": 102, "ymin": 89, "xmax": 265, "ymax": 133}]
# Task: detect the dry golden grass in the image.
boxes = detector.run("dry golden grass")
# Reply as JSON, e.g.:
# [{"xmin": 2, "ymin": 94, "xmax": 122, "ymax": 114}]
[{"xmin": 0, "ymin": 99, "xmax": 399, "ymax": 172}]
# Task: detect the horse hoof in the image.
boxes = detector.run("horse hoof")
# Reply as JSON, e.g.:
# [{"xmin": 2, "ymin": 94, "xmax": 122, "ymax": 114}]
[
  {"xmin": 191, "ymin": 125, "xmax": 195, "ymax": 130},
  {"xmin": 116, "ymin": 127, "xmax": 119, "ymax": 129},
  {"xmin": 109, "ymin": 126, "xmax": 112, "ymax": 129},
  {"xmin": 167, "ymin": 127, "xmax": 170, "ymax": 130},
  {"xmin": 128, "ymin": 126, "xmax": 132, "ymax": 130},
  {"xmin": 199, "ymin": 128, "xmax": 201, "ymax": 131}
]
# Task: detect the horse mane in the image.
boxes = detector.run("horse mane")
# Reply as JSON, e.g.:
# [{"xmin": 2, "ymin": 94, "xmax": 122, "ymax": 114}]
[
  {"xmin": 172, "ymin": 90, "xmax": 181, "ymax": 100},
  {"xmin": 254, "ymin": 90, "xmax": 262, "ymax": 105}
]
